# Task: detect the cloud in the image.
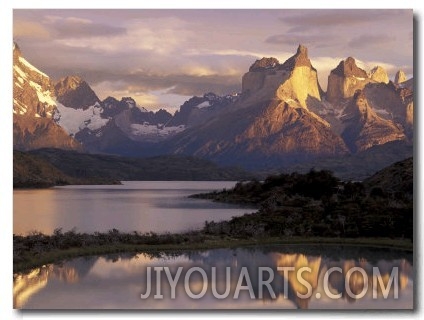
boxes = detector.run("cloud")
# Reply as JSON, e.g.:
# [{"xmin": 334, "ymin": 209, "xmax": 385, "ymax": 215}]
[
  {"xmin": 265, "ymin": 33, "xmax": 337, "ymax": 48},
  {"xmin": 92, "ymin": 81, "xmax": 192, "ymax": 112},
  {"xmin": 44, "ymin": 15, "xmax": 126, "ymax": 39},
  {"xmin": 92, "ymin": 80, "xmax": 160, "ymax": 108},
  {"xmin": 280, "ymin": 9, "xmax": 410, "ymax": 31},
  {"xmin": 53, "ymin": 17, "xmax": 191, "ymax": 56},
  {"xmin": 348, "ymin": 34, "xmax": 394, "ymax": 48},
  {"xmin": 166, "ymin": 74, "xmax": 241, "ymax": 97},
  {"xmin": 88, "ymin": 71, "xmax": 241, "ymax": 109},
  {"xmin": 184, "ymin": 66, "xmax": 217, "ymax": 77},
  {"xmin": 13, "ymin": 20, "xmax": 51, "ymax": 40}
]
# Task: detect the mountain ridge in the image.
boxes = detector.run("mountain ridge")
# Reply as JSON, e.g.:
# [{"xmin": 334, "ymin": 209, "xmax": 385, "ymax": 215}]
[{"xmin": 13, "ymin": 42, "xmax": 413, "ymax": 173}]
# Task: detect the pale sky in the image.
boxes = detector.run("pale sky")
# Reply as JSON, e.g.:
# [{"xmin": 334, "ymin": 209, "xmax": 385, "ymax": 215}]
[{"xmin": 13, "ymin": 9, "xmax": 413, "ymax": 111}]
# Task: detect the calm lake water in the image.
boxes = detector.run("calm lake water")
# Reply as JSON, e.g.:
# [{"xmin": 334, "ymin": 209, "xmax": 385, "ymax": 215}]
[
  {"xmin": 13, "ymin": 181, "xmax": 414, "ymax": 309},
  {"xmin": 14, "ymin": 245, "xmax": 413, "ymax": 309},
  {"xmin": 14, "ymin": 181, "xmax": 253, "ymax": 235}
]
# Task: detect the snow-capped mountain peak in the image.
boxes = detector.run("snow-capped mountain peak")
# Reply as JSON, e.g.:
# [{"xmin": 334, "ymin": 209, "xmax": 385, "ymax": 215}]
[{"xmin": 13, "ymin": 44, "xmax": 57, "ymax": 118}]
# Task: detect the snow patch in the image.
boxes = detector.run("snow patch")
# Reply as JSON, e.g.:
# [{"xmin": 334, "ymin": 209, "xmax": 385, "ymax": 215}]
[
  {"xmin": 55, "ymin": 103, "xmax": 109, "ymax": 135},
  {"xmin": 14, "ymin": 65, "xmax": 28, "ymax": 80},
  {"xmin": 130, "ymin": 123, "xmax": 185, "ymax": 137},
  {"xmin": 195, "ymin": 101, "xmax": 211, "ymax": 109},
  {"xmin": 18, "ymin": 56, "xmax": 49, "ymax": 78},
  {"xmin": 13, "ymin": 99, "xmax": 28, "ymax": 114},
  {"xmin": 374, "ymin": 108, "xmax": 391, "ymax": 117},
  {"xmin": 29, "ymin": 81, "xmax": 56, "ymax": 106}
]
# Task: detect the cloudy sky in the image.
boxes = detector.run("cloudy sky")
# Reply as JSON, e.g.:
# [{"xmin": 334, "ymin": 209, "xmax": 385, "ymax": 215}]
[{"xmin": 13, "ymin": 9, "xmax": 413, "ymax": 112}]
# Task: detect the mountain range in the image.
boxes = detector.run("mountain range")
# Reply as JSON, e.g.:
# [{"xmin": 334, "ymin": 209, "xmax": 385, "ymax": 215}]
[{"xmin": 13, "ymin": 42, "xmax": 413, "ymax": 173}]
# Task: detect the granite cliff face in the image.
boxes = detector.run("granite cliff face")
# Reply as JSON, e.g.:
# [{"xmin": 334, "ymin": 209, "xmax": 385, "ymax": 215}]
[
  {"xmin": 241, "ymin": 45, "xmax": 321, "ymax": 109},
  {"xmin": 369, "ymin": 66, "xmax": 389, "ymax": 84},
  {"xmin": 394, "ymin": 70, "xmax": 407, "ymax": 84},
  {"xmin": 341, "ymin": 90, "xmax": 405, "ymax": 153},
  {"xmin": 326, "ymin": 57, "xmax": 370, "ymax": 104},
  {"xmin": 363, "ymin": 81, "xmax": 413, "ymax": 135}
]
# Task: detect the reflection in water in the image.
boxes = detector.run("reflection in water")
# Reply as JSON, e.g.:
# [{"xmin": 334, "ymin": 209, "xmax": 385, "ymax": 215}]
[{"xmin": 14, "ymin": 246, "xmax": 413, "ymax": 309}]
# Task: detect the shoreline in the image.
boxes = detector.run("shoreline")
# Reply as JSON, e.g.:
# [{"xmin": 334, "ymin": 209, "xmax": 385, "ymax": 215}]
[{"xmin": 14, "ymin": 235, "xmax": 412, "ymax": 274}]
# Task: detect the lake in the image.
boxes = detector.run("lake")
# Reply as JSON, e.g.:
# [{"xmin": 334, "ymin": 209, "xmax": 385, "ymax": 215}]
[
  {"xmin": 14, "ymin": 245, "xmax": 413, "ymax": 309},
  {"xmin": 14, "ymin": 181, "xmax": 253, "ymax": 235}
]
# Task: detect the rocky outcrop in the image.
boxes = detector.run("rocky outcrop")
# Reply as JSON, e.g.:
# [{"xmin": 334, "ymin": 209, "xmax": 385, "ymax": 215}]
[
  {"xmin": 249, "ymin": 57, "xmax": 279, "ymax": 71},
  {"xmin": 327, "ymin": 57, "xmax": 370, "ymax": 103},
  {"xmin": 369, "ymin": 66, "xmax": 389, "ymax": 84},
  {"xmin": 394, "ymin": 70, "xmax": 407, "ymax": 84},
  {"xmin": 54, "ymin": 76, "xmax": 100, "ymax": 110},
  {"xmin": 341, "ymin": 90, "xmax": 405, "ymax": 153}
]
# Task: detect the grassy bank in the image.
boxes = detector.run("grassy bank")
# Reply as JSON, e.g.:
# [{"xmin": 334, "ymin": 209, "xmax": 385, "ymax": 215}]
[{"xmin": 14, "ymin": 229, "xmax": 412, "ymax": 273}]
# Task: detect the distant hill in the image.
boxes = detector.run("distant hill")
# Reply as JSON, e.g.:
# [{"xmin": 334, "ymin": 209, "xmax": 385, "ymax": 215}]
[
  {"xmin": 276, "ymin": 140, "xmax": 412, "ymax": 181},
  {"xmin": 24, "ymin": 149, "xmax": 252, "ymax": 184},
  {"xmin": 14, "ymin": 151, "xmax": 75, "ymax": 188},
  {"xmin": 364, "ymin": 157, "xmax": 413, "ymax": 196}
]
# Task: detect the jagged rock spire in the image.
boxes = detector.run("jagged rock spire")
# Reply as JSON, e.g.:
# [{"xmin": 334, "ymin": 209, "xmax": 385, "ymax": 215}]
[
  {"xmin": 369, "ymin": 66, "xmax": 389, "ymax": 84},
  {"xmin": 280, "ymin": 44, "xmax": 313, "ymax": 70},
  {"xmin": 394, "ymin": 70, "xmax": 407, "ymax": 84},
  {"xmin": 327, "ymin": 57, "xmax": 369, "ymax": 103},
  {"xmin": 332, "ymin": 57, "xmax": 368, "ymax": 78}
]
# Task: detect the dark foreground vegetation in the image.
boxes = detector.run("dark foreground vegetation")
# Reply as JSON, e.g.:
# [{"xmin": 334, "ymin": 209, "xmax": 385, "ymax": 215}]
[
  {"xmin": 14, "ymin": 157, "xmax": 413, "ymax": 272},
  {"xmin": 14, "ymin": 228, "xmax": 412, "ymax": 273},
  {"xmin": 192, "ymin": 157, "xmax": 413, "ymax": 239}
]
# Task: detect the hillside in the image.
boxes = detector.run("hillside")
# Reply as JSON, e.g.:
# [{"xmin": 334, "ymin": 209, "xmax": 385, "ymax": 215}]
[
  {"xmin": 277, "ymin": 140, "xmax": 412, "ymax": 181},
  {"xmin": 14, "ymin": 151, "xmax": 74, "ymax": 188},
  {"xmin": 364, "ymin": 157, "xmax": 413, "ymax": 196},
  {"xmin": 28, "ymin": 149, "xmax": 252, "ymax": 182},
  {"xmin": 14, "ymin": 151, "xmax": 121, "ymax": 188}
]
